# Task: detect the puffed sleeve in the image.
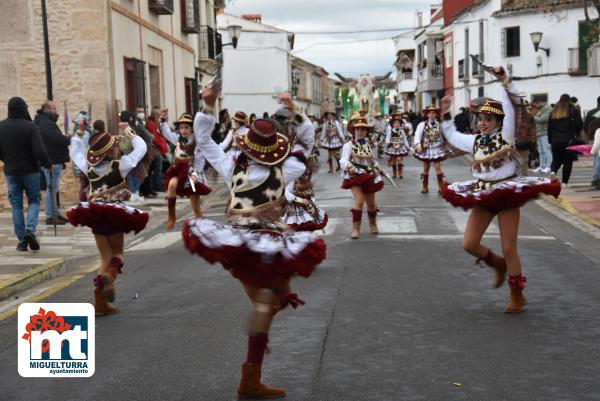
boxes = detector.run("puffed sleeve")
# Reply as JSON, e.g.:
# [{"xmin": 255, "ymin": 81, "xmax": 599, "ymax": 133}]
[
  {"xmin": 119, "ymin": 135, "xmax": 147, "ymax": 178},
  {"xmin": 413, "ymin": 122, "xmax": 424, "ymax": 146},
  {"xmin": 69, "ymin": 135, "xmax": 88, "ymax": 174},
  {"xmin": 282, "ymin": 156, "xmax": 306, "ymax": 186},
  {"xmin": 193, "ymin": 112, "xmax": 234, "ymax": 180},
  {"xmin": 160, "ymin": 122, "xmax": 179, "ymax": 146},
  {"xmin": 440, "ymin": 120, "xmax": 475, "ymax": 153},
  {"xmin": 339, "ymin": 141, "xmax": 353, "ymax": 171}
]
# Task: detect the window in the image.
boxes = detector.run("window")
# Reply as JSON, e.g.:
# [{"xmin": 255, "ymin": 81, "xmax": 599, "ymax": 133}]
[
  {"xmin": 124, "ymin": 58, "xmax": 147, "ymax": 112},
  {"xmin": 181, "ymin": 0, "xmax": 200, "ymax": 34},
  {"xmin": 478, "ymin": 87, "xmax": 484, "ymax": 97},
  {"xmin": 458, "ymin": 59, "xmax": 465, "ymax": 80},
  {"xmin": 464, "ymin": 28, "xmax": 470, "ymax": 78},
  {"xmin": 502, "ymin": 26, "xmax": 520, "ymax": 58},
  {"xmin": 444, "ymin": 40, "xmax": 453, "ymax": 68},
  {"xmin": 184, "ymin": 78, "xmax": 196, "ymax": 114},
  {"xmin": 149, "ymin": 64, "xmax": 161, "ymax": 108}
]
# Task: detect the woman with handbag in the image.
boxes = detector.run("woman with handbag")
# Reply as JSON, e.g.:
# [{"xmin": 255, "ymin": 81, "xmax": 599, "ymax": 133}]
[{"xmin": 548, "ymin": 94, "xmax": 584, "ymax": 187}]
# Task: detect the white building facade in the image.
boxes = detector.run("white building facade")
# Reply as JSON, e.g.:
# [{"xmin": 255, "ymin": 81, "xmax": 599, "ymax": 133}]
[
  {"xmin": 448, "ymin": 0, "xmax": 600, "ymax": 115},
  {"xmin": 393, "ymin": 30, "xmax": 418, "ymax": 113},
  {"xmin": 217, "ymin": 13, "xmax": 294, "ymax": 115}
]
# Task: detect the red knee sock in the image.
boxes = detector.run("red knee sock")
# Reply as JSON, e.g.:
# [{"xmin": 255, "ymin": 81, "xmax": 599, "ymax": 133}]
[
  {"xmin": 167, "ymin": 197, "xmax": 176, "ymax": 210},
  {"xmin": 246, "ymin": 333, "xmax": 269, "ymax": 365}
]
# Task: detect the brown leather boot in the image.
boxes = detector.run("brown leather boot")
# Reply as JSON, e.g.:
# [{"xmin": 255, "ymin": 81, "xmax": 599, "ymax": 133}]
[
  {"xmin": 166, "ymin": 197, "xmax": 177, "ymax": 230},
  {"xmin": 504, "ymin": 275, "xmax": 527, "ymax": 313},
  {"xmin": 398, "ymin": 163, "xmax": 404, "ymax": 179},
  {"xmin": 367, "ymin": 209, "xmax": 379, "ymax": 235},
  {"xmin": 94, "ymin": 289, "xmax": 119, "ymax": 316},
  {"xmin": 327, "ymin": 159, "xmax": 333, "ymax": 173},
  {"xmin": 477, "ymin": 250, "xmax": 507, "ymax": 288},
  {"xmin": 392, "ymin": 164, "xmax": 397, "ymax": 179},
  {"xmin": 237, "ymin": 362, "xmax": 285, "ymax": 399},
  {"xmin": 420, "ymin": 174, "xmax": 429, "ymax": 194},
  {"xmin": 350, "ymin": 209, "xmax": 362, "ymax": 239},
  {"xmin": 335, "ymin": 158, "xmax": 341, "ymax": 172},
  {"xmin": 437, "ymin": 173, "xmax": 445, "ymax": 194}
]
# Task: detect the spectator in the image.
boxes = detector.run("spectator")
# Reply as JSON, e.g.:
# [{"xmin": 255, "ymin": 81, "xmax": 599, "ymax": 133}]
[
  {"xmin": 134, "ymin": 107, "xmax": 158, "ymax": 199},
  {"xmin": 454, "ymin": 107, "xmax": 470, "ymax": 133},
  {"xmin": 213, "ymin": 109, "xmax": 230, "ymax": 144},
  {"xmin": 531, "ymin": 97, "xmax": 553, "ymax": 173},
  {"xmin": 146, "ymin": 107, "xmax": 168, "ymax": 193},
  {"xmin": 249, "ymin": 113, "xmax": 256, "ymax": 126},
  {"xmin": 589, "ymin": 119, "xmax": 600, "ymax": 189},
  {"xmin": 584, "ymin": 96, "xmax": 600, "ymax": 140},
  {"xmin": 71, "ymin": 111, "xmax": 92, "ymax": 201},
  {"xmin": 548, "ymin": 94, "xmax": 583, "ymax": 186},
  {"xmin": 515, "ymin": 101, "xmax": 537, "ymax": 176},
  {"xmin": 0, "ymin": 97, "xmax": 52, "ymax": 251},
  {"xmin": 35, "ymin": 100, "xmax": 71, "ymax": 225}
]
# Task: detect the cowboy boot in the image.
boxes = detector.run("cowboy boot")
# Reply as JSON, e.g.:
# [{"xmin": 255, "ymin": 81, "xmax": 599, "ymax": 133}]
[
  {"xmin": 237, "ymin": 362, "xmax": 285, "ymax": 399},
  {"xmin": 420, "ymin": 174, "xmax": 429, "ymax": 194},
  {"xmin": 505, "ymin": 275, "xmax": 527, "ymax": 313},
  {"xmin": 368, "ymin": 209, "xmax": 379, "ymax": 235},
  {"xmin": 94, "ymin": 288, "xmax": 118, "ymax": 316},
  {"xmin": 398, "ymin": 162, "xmax": 404, "ymax": 179},
  {"xmin": 335, "ymin": 158, "xmax": 341, "ymax": 172},
  {"xmin": 350, "ymin": 209, "xmax": 362, "ymax": 239},
  {"xmin": 98, "ymin": 257, "xmax": 123, "ymax": 303},
  {"xmin": 476, "ymin": 250, "xmax": 507, "ymax": 288},
  {"xmin": 327, "ymin": 159, "xmax": 333, "ymax": 174},
  {"xmin": 392, "ymin": 164, "xmax": 397, "ymax": 179},
  {"xmin": 437, "ymin": 173, "xmax": 445, "ymax": 194},
  {"xmin": 166, "ymin": 197, "xmax": 177, "ymax": 229}
]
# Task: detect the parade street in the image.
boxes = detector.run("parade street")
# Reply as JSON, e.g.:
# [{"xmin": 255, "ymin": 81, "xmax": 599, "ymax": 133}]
[{"xmin": 1, "ymin": 154, "xmax": 599, "ymax": 401}]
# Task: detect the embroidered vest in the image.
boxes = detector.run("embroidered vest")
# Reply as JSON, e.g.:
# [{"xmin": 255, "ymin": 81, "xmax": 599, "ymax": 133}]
[
  {"xmin": 174, "ymin": 137, "xmax": 195, "ymax": 161},
  {"xmin": 226, "ymin": 162, "xmax": 286, "ymax": 227},
  {"xmin": 390, "ymin": 128, "xmax": 404, "ymax": 144},
  {"xmin": 472, "ymin": 130, "xmax": 519, "ymax": 173},
  {"xmin": 423, "ymin": 121, "xmax": 440, "ymax": 143},
  {"xmin": 350, "ymin": 140, "xmax": 375, "ymax": 169},
  {"xmin": 325, "ymin": 121, "xmax": 338, "ymax": 139},
  {"xmin": 87, "ymin": 161, "xmax": 130, "ymax": 202}
]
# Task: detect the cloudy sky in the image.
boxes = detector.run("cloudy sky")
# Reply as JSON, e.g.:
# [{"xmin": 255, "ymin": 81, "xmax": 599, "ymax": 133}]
[{"xmin": 225, "ymin": 0, "xmax": 433, "ymax": 78}]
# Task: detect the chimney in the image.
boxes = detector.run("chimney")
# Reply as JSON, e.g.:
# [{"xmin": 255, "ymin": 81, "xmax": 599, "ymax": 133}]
[{"xmin": 241, "ymin": 14, "xmax": 262, "ymax": 24}]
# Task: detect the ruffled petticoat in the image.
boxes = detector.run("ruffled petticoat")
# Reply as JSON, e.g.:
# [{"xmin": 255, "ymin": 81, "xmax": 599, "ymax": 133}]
[
  {"xmin": 413, "ymin": 140, "xmax": 448, "ymax": 162},
  {"xmin": 67, "ymin": 201, "xmax": 149, "ymax": 236},
  {"xmin": 182, "ymin": 218, "xmax": 327, "ymax": 288},
  {"xmin": 321, "ymin": 136, "xmax": 344, "ymax": 150},
  {"xmin": 385, "ymin": 143, "xmax": 409, "ymax": 157},
  {"xmin": 341, "ymin": 167, "xmax": 384, "ymax": 193},
  {"xmin": 284, "ymin": 197, "xmax": 328, "ymax": 231},
  {"xmin": 441, "ymin": 176, "xmax": 561, "ymax": 213},
  {"xmin": 164, "ymin": 159, "xmax": 211, "ymax": 197}
]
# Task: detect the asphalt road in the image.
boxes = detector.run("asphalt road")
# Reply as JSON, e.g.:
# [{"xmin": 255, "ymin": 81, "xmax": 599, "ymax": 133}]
[{"xmin": 1, "ymin": 153, "xmax": 599, "ymax": 401}]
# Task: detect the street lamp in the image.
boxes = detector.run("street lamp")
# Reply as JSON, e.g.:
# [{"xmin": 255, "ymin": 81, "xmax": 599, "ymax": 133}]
[
  {"xmin": 223, "ymin": 25, "xmax": 242, "ymax": 49},
  {"xmin": 530, "ymin": 32, "xmax": 550, "ymax": 57},
  {"xmin": 41, "ymin": 0, "xmax": 53, "ymax": 100}
]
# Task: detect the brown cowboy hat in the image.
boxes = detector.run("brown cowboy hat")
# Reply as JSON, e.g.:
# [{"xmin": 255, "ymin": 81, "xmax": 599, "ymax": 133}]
[
  {"xmin": 323, "ymin": 110, "xmax": 337, "ymax": 118},
  {"xmin": 174, "ymin": 113, "xmax": 194, "ymax": 128},
  {"xmin": 235, "ymin": 119, "xmax": 290, "ymax": 165},
  {"xmin": 87, "ymin": 132, "xmax": 122, "ymax": 166},
  {"xmin": 389, "ymin": 111, "xmax": 404, "ymax": 125},
  {"xmin": 422, "ymin": 105, "xmax": 441, "ymax": 116},
  {"xmin": 232, "ymin": 111, "xmax": 248, "ymax": 123},
  {"xmin": 478, "ymin": 99, "xmax": 505, "ymax": 117},
  {"xmin": 348, "ymin": 117, "xmax": 373, "ymax": 135}
]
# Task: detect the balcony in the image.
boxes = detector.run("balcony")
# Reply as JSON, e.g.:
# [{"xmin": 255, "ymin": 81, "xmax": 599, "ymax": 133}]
[
  {"xmin": 400, "ymin": 70, "xmax": 413, "ymax": 80},
  {"xmin": 198, "ymin": 25, "xmax": 216, "ymax": 60},
  {"xmin": 472, "ymin": 55, "xmax": 484, "ymax": 78},
  {"xmin": 181, "ymin": 0, "xmax": 200, "ymax": 34},
  {"xmin": 432, "ymin": 64, "xmax": 442, "ymax": 79},
  {"xmin": 398, "ymin": 70, "xmax": 417, "ymax": 93},
  {"xmin": 569, "ymin": 47, "xmax": 588, "ymax": 76},
  {"xmin": 149, "ymin": 0, "xmax": 174, "ymax": 15}
]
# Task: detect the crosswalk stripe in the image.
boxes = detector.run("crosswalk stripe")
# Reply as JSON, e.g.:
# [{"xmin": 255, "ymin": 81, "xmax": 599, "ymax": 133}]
[
  {"xmin": 378, "ymin": 234, "xmax": 555, "ymax": 241},
  {"xmin": 447, "ymin": 210, "xmax": 499, "ymax": 234}
]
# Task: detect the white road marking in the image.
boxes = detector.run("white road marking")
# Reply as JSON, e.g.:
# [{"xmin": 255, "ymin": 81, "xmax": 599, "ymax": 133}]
[
  {"xmin": 128, "ymin": 232, "xmax": 182, "ymax": 251},
  {"xmin": 378, "ymin": 234, "xmax": 555, "ymax": 241},
  {"xmin": 448, "ymin": 210, "xmax": 499, "ymax": 234},
  {"xmin": 377, "ymin": 216, "xmax": 418, "ymax": 233}
]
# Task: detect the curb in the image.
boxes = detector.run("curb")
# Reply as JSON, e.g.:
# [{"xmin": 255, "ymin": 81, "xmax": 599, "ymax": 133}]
[
  {"xmin": 0, "ymin": 259, "xmax": 64, "ymax": 301},
  {"xmin": 543, "ymin": 194, "xmax": 600, "ymax": 228}
]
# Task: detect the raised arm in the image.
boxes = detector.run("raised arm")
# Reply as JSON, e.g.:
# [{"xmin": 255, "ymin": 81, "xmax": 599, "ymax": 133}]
[
  {"xmin": 440, "ymin": 120, "xmax": 475, "ymax": 153},
  {"xmin": 159, "ymin": 122, "xmax": 179, "ymax": 146},
  {"xmin": 219, "ymin": 129, "xmax": 234, "ymax": 151},
  {"xmin": 282, "ymin": 157, "xmax": 306, "ymax": 186},
  {"xmin": 119, "ymin": 135, "xmax": 147, "ymax": 178},
  {"xmin": 193, "ymin": 111, "xmax": 233, "ymax": 180},
  {"xmin": 501, "ymin": 82, "xmax": 517, "ymax": 143},
  {"xmin": 69, "ymin": 135, "xmax": 88, "ymax": 173}
]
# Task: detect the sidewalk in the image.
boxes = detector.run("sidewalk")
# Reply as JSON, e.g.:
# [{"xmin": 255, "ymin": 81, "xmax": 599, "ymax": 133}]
[
  {"xmin": 544, "ymin": 158, "xmax": 600, "ymax": 227},
  {"xmin": 0, "ymin": 174, "xmax": 228, "ymax": 301}
]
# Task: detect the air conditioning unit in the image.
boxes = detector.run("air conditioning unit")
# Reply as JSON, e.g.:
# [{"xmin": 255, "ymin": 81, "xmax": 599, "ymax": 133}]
[{"xmin": 588, "ymin": 42, "xmax": 600, "ymax": 77}]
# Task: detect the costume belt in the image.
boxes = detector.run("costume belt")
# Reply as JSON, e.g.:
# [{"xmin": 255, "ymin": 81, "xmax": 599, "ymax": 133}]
[{"xmin": 475, "ymin": 174, "xmax": 517, "ymax": 191}]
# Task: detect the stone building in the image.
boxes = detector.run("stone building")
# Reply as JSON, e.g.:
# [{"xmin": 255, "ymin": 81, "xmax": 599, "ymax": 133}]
[{"xmin": 0, "ymin": 0, "xmax": 224, "ymax": 130}]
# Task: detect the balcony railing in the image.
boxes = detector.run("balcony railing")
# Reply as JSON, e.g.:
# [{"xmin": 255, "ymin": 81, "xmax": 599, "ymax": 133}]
[
  {"xmin": 400, "ymin": 70, "xmax": 413, "ymax": 80},
  {"xmin": 432, "ymin": 64, "xmax": 442, "ymax": 79},
  {"xmin": 198, "ymin": 25, "xmax": 216, "ymax": 60},
  {"xmin": 569, "ymin": 47, "xmax": 588, "ymax": 76},
  {"xmin": 181, "ymin": 0, "xmax": 200, "ymax": 34},
  {"xmin": 149, "ymin": 0, "xmax": 174, "ymax": 15}
]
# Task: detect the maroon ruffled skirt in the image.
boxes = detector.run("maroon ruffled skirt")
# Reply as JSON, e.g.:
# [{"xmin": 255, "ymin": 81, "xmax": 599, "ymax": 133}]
[
  {"xmin": 164, "ymin": 160, "xmax": 211, "ymax": 197},
  {"xmin": 67, "ymin": 201, "xmax": 149, "ymax": 236}
]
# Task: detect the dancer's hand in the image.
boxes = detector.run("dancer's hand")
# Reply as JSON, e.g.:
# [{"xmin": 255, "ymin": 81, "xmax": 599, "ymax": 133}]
[
  {"xmin": 201, "ymin": 84, "xmax": 219, "ymax": 108},
  {"xmin": 416, "ymin": 144, "xmax": 423, "ymax": 153},
  {"xmin": 441, "ymin": 96, "xmax": 453, "ymax": 115},
  {"xmin": 490, "ymin": 66, "xmax": 509, "ymax": 84}
]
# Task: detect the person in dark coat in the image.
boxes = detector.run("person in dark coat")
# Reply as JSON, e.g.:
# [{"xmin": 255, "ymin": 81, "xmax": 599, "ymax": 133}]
[
  {"xmin": 0, "ymin": 97, "xmax": 52, "ymax": 251},
  {"xmin": 35, "ymin": 101, "xmax": 71, "ymax": 224},
  {"xmin": 548, "ymin": 94, "xmax": 583, "ymax": 186},
  {"xmin": 454, "ymin": 107, "xmax": 470, "ymax": 133}
]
